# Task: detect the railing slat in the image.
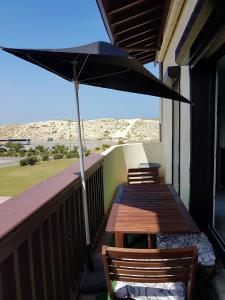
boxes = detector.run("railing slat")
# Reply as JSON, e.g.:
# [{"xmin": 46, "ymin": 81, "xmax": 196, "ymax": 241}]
[
  {"xmin": 65, "ymin": 196, "xmax": 73, "ymax": 286},
  {"xmin": 59, "ymin": 205, "xmax": 70, "ymax": 299},
  {"xmin": 100, "ymin": 166, "xmax": 105, "ymax": 217},
  {"xmin": 13, "ymin": 250, "xmax": 22, "ymax": 300},
  {"xmin": 0, "ymin": 254, "xmax": 17, "ymax": 299},
  {"xmin": 47, "ymin": 218, "xmax": 58, "ymax": 300},
  {"xmin": 74, "ymin": 190, "xmax": 82, "ymax": 274},
  {"xmin": 56, "ymin": 209, "xmax": 65, "ymax": 298},
  {"xmin": 70, "ymin": 194, "xmax": 79, "ymax": 291},
  {"xmin": 28, "ymin": 237, "xmax": 37, "ymax": 300},
  {"xmin": 93, "ymin": 171, "xmax": 98, "ymax": 236},
  {"xmin": 96, "ymin": 167, "xmax": 102, "ymax": 225},
  {"xmin": 42, "ymin": 220, "xmax": 56, "ymax": 300},
  {"xmin": 78, "ymin": 187, "xmax": 86, "ymax": 267},
  {"xmin": 18, "ymin": 240, "xmax": 33, "ymax": 299},
  {"xmin": 51, "ymin": 213, "xmax": 64, "ymax": 299},
  {"xmin": 39, "ymin": 227, "xmax": 48, "ymax": 300},
  {"xmin": 31, "ymin": 229, "xmax": 46, "ymax": 300},
  {"xmin": 0, "ymin": 268, "xmax": 3, "ymax": 300}
]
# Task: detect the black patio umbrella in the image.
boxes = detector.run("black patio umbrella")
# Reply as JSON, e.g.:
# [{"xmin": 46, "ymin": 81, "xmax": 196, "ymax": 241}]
[{"xmin": 1, "ymin": 41, "xmax": 191, "ymax": 262}]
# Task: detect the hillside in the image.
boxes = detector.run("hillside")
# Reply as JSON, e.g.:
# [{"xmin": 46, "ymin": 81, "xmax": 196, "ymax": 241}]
[{"xmin": 0, "ymin": 118, "xmax": 159, "ymax": 143}]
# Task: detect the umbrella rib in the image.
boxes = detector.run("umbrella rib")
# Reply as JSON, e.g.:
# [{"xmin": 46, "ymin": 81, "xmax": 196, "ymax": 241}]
[
  {"xmin": 75, "ymin": 54, "xmax": 90, "ymax": 81},
  {"xmin": 80, "ymin": 69, "xmax": 129, "ymax": 83}
]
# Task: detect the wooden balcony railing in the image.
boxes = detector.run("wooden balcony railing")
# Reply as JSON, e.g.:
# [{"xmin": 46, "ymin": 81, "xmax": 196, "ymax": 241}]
[{"xmin": 0, "ymin": 154, "xmax": 104, "ymax": 300}]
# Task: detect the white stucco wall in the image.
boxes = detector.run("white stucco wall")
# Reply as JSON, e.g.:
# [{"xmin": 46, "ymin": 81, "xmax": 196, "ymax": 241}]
[
  {"xmin": 161, "ymin": 1, "xmax": 196, "ymax": 208},
  {"xmin": 121, "ymin": 143, "xmax": 164, "ymax": 176},
  {"xmin": 179, "ymin": 66, "xmax": 190, "ymax": 208},
  {"xmin": 102, "ymin": 142, "xmax": 164, "ymax": 212}
]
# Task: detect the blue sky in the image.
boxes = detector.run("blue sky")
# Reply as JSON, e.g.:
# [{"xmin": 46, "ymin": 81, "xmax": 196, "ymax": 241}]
[{"xmin": 0, "ymin": 0, "xmax": 159, "ymax": 124}]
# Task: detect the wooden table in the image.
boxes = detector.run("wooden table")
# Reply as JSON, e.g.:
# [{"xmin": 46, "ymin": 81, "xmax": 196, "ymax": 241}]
[{"xmin": 106, "ymin": 184, "xmax": 200, "ymax": 247}]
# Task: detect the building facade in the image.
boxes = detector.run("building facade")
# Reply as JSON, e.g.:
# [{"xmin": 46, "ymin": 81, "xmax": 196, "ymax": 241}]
[
  {"xmin": 160, "ymin": 0, "xmax": 225, "ymax": 260},
  {"xmin": 97, "ymin": 0, "xmax": 225, "ymax": 261}
]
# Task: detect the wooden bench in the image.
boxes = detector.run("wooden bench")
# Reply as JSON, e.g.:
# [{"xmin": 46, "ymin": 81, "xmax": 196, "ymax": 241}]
[{"xmin": 127, "ymin": 167, "xmax": 164, "ymax": 184}]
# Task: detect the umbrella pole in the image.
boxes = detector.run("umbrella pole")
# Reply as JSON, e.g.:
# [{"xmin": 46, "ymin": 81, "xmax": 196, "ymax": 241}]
[{"xmin": 73, "ymin": 80, "xmax": 93, "ymax": 270}]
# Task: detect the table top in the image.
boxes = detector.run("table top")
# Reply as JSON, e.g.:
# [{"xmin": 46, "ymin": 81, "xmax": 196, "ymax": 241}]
[{"xmin": 106, "ymin": 184, "xmax": 200, "ymax": 234}]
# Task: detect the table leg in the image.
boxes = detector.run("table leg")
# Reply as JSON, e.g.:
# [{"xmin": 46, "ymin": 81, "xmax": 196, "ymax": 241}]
[
  {"xmin": 115, "ymin": 232, "xmax": 124, "ymax": 247},
  {"xmin": 147, "ymin": 234, "xmax": 155, "ymax": 248}
]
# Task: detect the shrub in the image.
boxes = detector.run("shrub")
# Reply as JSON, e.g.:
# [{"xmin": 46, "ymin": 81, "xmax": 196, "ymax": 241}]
[
  {"xmin": 66, "ymin": 152, "xmax": 76, "ymax": 158},
  {"xmin": 95, "ymin": 146, "xmax": 100, "ymax": 151},
  {"xmin": 53, "ymin": 154, "xmax": 63, "ymax": 160},
  {"xmin": 51, "ymin": 144, "xmax": 67, "ymax": 154},
  {"xmin": 26, "ymin": 148, "xmax": 38, "ymax": 156},
  {"xmin": 27, "ymin": 147, "xmax": 37, "ymax": 153},
  {"xmin": 0, "ymin": 147, "xmax": 8, "ymax": 154},
  {"xmin": 6, "ymin": 150, "xmax": 15, "ymax": 157},
  {"xmin": 35, "ymin": 145, "xmax": 46, "ymax": 153},
  {"xmin": 101, "ymin": 144, "xmax": 111, "ymax": 151},
  {"xmin": 27, "ymin": 156, "xmax": 38, "ymax": 165},
  {"xmin": 5, "ymin": 142, "xmax": 24, "ymax": 152},
  {"xmin": 18, "ymin": 149, "xmax": 26, "ymax": 157},
  {"xmin": 85, "ymin": 149, "xmax": 91, "ymax": 157},
  {"xmin": 20, "ymin": 159, "xmax": 29, "ymax": 166},
  {"xmin": 70, "ymin": 146, "xmax": 79, "ymax": 158},
  {"xmin": 42, "ymin": 154, "xmax": 49, "ymax": 161},
  {"xmin": 0, "ymin": 152, "xmax": 7, "ymax": 157},
  {"xmin": 117, "ymin": 140, "xmax": 125, "ymax": 145}
]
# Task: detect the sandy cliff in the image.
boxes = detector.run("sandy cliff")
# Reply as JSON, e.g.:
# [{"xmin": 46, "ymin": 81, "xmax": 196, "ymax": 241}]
[{"xmin": 0, "ymin": 118, "xmax": 159, "ymax": 143}]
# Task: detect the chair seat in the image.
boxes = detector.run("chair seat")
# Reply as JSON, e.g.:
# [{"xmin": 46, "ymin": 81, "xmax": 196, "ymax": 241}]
[
  {"xmin": 115, "ymin": 281, "xmax": 185, "ymax": 300},
  {"xmin": 156, "ymin": 233, "xmax": 216, "ymax": 267}
]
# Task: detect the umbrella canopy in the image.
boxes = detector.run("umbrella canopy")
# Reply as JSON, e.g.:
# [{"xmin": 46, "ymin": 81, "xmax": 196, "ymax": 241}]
[
  {"xmin": 1, "ymin": 41, "xmax": 190, "ymax": 103},
  {"xmin": 1, "ymin": 41, "xmax": 191, "ymax": 270}
]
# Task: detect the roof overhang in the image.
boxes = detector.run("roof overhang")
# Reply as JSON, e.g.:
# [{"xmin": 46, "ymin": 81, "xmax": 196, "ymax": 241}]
[
  {"xmin": 175, "ymin": 0, "xmax": 214, "ymax": 65},
  {"xmin": 97, "ymin": 0, "xmax": 171, "ymax": 65}
]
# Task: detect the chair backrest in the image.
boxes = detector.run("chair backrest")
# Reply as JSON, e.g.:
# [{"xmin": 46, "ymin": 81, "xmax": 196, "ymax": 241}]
[
  {"xmin": 102, "ymin": 246, "xmax": 197, "ymax": 300},
  {"xmin": 127, "ymin": 168, "xmax": 164, "ymax": 184}
]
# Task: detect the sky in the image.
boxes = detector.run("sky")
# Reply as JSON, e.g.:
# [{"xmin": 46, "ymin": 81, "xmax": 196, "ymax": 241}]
[{"xmin": 0, "ymin": 0, "xmax": 159, "ymax": 124}]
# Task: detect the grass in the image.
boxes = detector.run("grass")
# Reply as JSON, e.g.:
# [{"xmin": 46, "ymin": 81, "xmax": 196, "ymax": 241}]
[{"xmin": 0, "ymin": 158, "xmax": 78, "ymax": 196}]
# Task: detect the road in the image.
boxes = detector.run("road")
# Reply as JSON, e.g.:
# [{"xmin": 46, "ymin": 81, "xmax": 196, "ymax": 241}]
[
  {"xmin": 0, "ymin": 157, "xmax": 21, "ymax": 168},
  {"xmin": 25, "ymin": 139, "xmax": 115, "ymax": 150}
]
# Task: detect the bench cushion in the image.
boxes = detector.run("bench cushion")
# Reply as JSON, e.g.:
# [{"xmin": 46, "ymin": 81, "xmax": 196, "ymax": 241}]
[
  {"xmin": 156, "ymin": 233, "xmax": 216, "ymax": 267},
  {"xmin": 115, "ymin": 281, "xmax": 185, "ymax": 300}
]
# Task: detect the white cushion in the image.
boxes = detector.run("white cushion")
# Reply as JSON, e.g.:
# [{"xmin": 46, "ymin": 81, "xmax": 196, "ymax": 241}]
[
  {"xmin": 115, "ymin": 281, "xmax": 185, "ymax": 300},
  {"xmin": 156, "ymin": 233, "xmax": 216, "ymax": 267}
]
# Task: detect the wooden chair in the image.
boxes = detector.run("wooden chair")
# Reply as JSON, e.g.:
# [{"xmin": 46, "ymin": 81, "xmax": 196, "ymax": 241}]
[
  {"xmin": 102, "ymin": 246, "xmax": 197, "ymax": 300},
  {"xmin": 127, "ymin": 168, "xmax": 164, "ymax": 185}
]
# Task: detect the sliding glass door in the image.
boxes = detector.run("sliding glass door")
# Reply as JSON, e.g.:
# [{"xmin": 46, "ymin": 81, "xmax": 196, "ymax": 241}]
[
  {"xmin": 172, "ymin": 80, "xmax": 180, "ymax": 194},
  {"xmin": 214, "ymin": 55, "xmax": 225, "ymax": 242}
]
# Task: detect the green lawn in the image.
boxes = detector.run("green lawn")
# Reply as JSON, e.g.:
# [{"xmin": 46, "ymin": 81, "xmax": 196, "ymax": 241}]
[{"xmin": 0, "ymin": 158, "xmax": 78, "ymax": 196}]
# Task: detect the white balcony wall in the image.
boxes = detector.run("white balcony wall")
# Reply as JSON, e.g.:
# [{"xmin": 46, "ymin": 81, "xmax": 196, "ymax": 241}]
[
  {"xmin": 161, "ymin": 1, "xmax": 196, "ymax": 209},
  {"xmin": 102, "ymin": 142, "xmax": 164, "ymax": 212}
]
